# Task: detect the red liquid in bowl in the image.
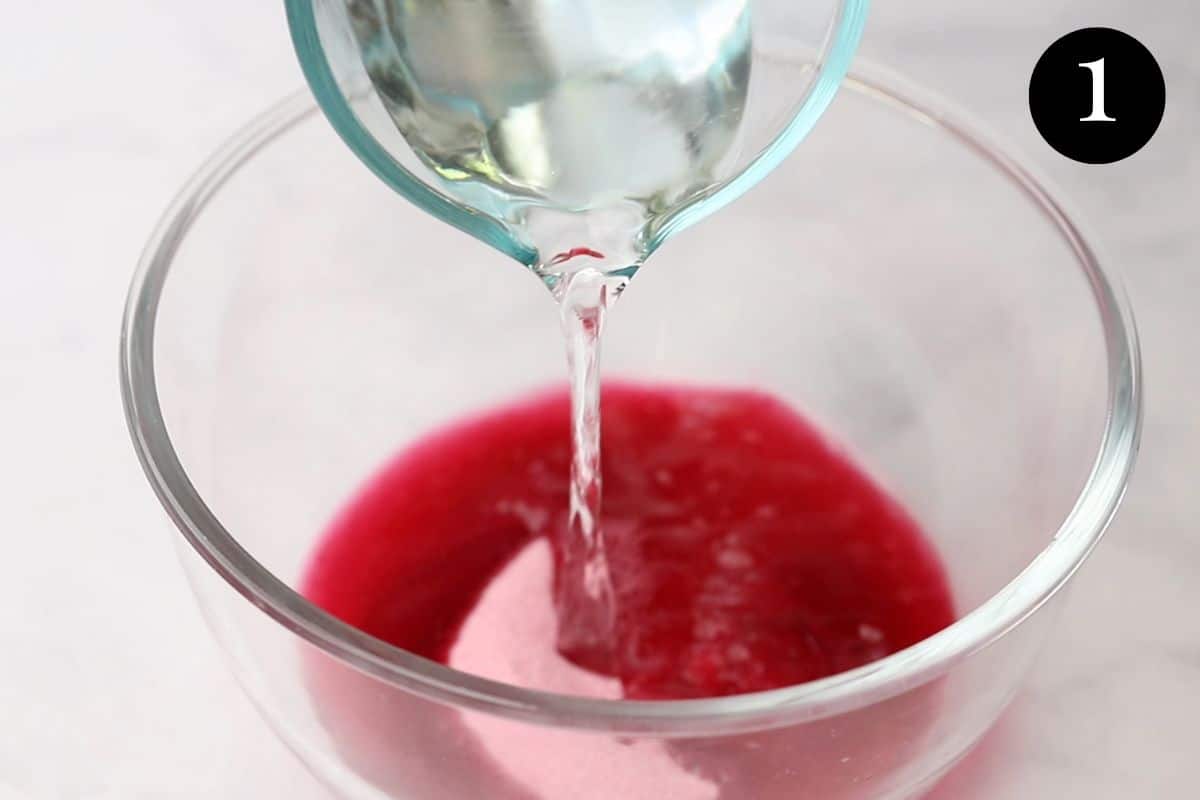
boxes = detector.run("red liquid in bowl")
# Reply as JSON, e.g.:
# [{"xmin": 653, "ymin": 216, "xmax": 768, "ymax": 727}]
[
  {"xmin": 305, "ymin": 383, "xmax": 953, "ymax": 695},
  {"xmin": 302, "ymin": 384, "xmax": 955, "ymax": 796}
]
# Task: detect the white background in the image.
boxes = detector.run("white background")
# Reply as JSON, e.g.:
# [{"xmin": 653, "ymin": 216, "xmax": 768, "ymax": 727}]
[{"xmin": 1, "ymin": 1, "xmax": 1196, "ymax": 797}]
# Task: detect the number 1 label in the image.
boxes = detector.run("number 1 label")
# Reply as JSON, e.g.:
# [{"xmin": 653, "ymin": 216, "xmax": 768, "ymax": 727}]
[
  {"xmin": 1031, "ymin": 28, "xmax": 1163, "ymax": 163},
  {"xmin": 1079, "ymin": 58, "xmax": 1116, "ymax": 122}
]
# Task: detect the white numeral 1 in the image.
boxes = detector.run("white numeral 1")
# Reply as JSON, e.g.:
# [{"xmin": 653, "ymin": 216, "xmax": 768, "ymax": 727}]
[{"xmin": 1079, "ymin": 58, "xmax": 1116, "ymax": 122}]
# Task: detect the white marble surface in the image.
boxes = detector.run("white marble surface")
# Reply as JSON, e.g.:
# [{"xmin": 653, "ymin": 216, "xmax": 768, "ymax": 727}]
[{"xmin": 0, "ymin": 2, "xmax": 1196, "ymax": 797}]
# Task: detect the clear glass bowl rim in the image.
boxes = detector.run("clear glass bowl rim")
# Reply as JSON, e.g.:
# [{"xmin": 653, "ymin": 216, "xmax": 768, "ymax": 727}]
[{"xmin": 120, "ymin": 59, "xmax": 1142, "ymax": 737}]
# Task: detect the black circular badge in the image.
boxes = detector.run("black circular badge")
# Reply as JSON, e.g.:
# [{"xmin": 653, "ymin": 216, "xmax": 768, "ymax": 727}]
[{"xmin": 1029, "ymin": 28, "xmax": 1165, "ymax": 164}]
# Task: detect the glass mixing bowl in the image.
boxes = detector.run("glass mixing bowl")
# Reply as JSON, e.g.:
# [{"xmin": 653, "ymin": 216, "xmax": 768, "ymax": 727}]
[{"xmin": 122, "ymin": 59, "xmax": 1140, "ymax": 799}]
